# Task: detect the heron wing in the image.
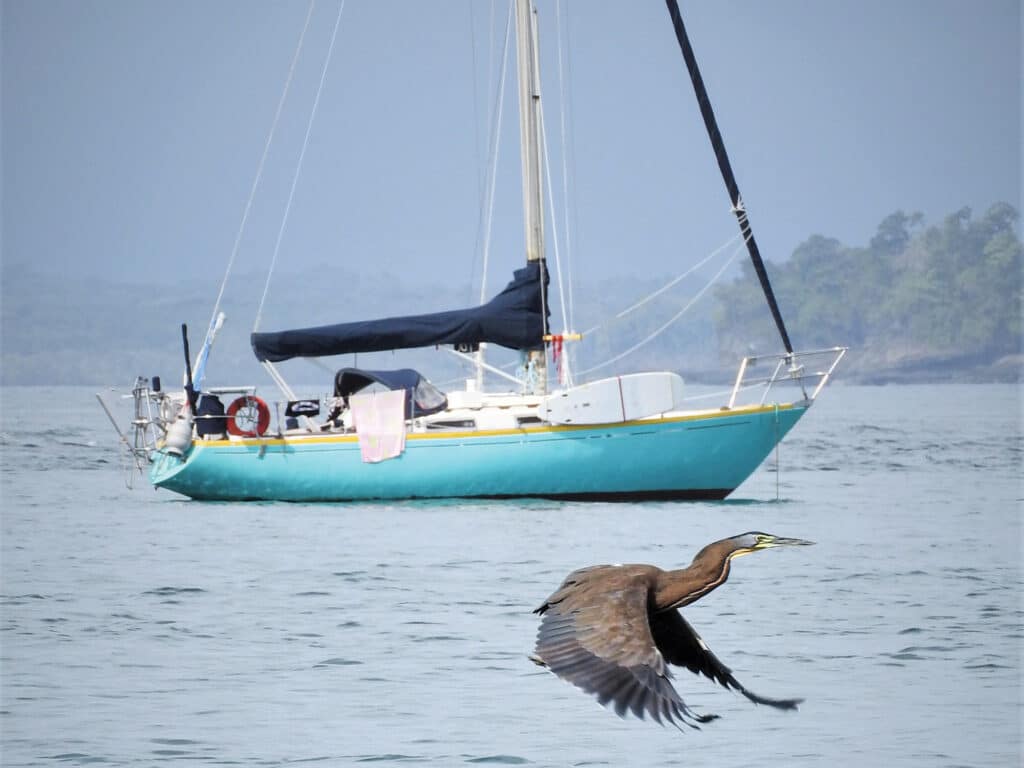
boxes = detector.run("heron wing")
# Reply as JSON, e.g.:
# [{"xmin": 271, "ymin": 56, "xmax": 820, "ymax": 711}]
[
  {"xmin": 533, "ymin": 566, "xmax": 715, "ymax": 727},
  {"xmin": 533, "ymin": 564, "xmax": 611, "ymax": 614},
  {"xmin": 650, "ymin": 608, "xmax": 802, "ymax": 710}
]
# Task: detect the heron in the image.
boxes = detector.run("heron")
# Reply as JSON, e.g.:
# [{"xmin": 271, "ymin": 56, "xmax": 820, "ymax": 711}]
[{"xmin": 531, "ymin": 532, "xmax": 813, "ymax": 728}]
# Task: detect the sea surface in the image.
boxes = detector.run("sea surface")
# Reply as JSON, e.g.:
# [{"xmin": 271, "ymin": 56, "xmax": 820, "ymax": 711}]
[{"xmin": 1, "ymin": 384, "xmax": 1021, "ymax": 767}]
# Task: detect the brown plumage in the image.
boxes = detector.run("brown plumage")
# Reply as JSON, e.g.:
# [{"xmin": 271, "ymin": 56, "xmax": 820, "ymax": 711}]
[{"xmin": 531, "ymin": 532, "xmax": 813, "ymax": 728}]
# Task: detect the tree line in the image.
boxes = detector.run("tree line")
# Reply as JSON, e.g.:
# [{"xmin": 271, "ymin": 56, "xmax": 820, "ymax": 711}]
[
  {"xmin": 2, "ymin": 203, "xmax": 1019, "ymax": 385},
  {"xmin": 713, "ymin": 202, "xmax": 1022, "ymax": 377}
]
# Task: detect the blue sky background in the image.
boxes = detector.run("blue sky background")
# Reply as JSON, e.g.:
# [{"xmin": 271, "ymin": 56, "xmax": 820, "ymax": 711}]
[{"xmin": 2, "ymin": 0, "xmax": 1020, "ymax": 302}]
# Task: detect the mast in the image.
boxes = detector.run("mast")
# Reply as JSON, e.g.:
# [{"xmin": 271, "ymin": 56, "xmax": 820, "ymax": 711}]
[
  {"xmin": 515, "ymin": 0, "xmax": 548, "ymax": 393},
  {"xmin": 663, "ymin": 0, "xmax": 794, "ymax": 355}
]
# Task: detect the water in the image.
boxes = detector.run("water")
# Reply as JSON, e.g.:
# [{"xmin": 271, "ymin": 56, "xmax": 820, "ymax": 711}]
[{"xmin": 1, "ymin": 384, "xmax": 1021, "ymax": 767}]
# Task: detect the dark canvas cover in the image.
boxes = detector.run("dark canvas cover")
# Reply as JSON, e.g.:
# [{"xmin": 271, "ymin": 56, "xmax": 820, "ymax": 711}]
[
  {"xmin": 251, "ymin": 262, "xmax": 548, "ymax": 363},
  {"xmin": 333, "ymin": 368, "xmax": 448, "ymax": 419}
]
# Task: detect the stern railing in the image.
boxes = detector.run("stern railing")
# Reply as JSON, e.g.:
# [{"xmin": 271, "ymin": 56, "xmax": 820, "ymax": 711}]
[{"xmin": 98, "ymin": 377, "xmax": 264, "ymax": 483}]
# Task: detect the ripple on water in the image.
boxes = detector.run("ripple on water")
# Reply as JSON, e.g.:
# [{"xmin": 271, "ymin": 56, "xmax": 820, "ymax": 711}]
[
  {"xmin": 354, "ymin": 756, "xmax": 429, "ymax": 763},
  {"xmin": 314, "ymin": 657, "xmax": 363, "ymax": 668},
  {"xmin": 46, "ymin": 755, "xmax": 110, "ymax": 764},
  {"xmin": 465, "ymin": 757, "xmax": 531, "ymax": 765},
  {"xmin": 141, "ymin": 587, "xmax": 206, "ymax": 597},
  {"xmin": 1, "ymin": 594, "xmax": 50, "ymax": 606},
  {"xmin": 964, "ymin": 661, "xmax": 1011, "ymax": 670}
]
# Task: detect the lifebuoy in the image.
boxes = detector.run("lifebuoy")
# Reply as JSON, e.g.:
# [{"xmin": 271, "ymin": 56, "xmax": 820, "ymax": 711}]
[{"xmin": 226, "ymin": 396, "xmax": 271, "ymax": 437}]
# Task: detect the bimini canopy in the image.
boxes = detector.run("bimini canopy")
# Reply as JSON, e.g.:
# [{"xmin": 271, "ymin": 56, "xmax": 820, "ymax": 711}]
[
  {"xmin": 251, "ymin": 262, "xmax": 548, "ymax": 363},
  {"xmin": 334, "ymin": 368, "xmax": 447, "ymax": 419}
]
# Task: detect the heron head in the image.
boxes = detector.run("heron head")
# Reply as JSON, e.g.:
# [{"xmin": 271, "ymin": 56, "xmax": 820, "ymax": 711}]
[{"xmin": 728, "ymin": 531, "xmax": 814, "ymax": 559}]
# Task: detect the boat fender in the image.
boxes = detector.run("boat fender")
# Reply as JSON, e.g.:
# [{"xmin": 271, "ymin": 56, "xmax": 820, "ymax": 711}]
[
  {"xmin": 226, "ymin": 396, "xmax": 271, "ymax": 437},
  {"xmin": 164, "ymin": 414, "xmax": 194, "ymax": 456}
]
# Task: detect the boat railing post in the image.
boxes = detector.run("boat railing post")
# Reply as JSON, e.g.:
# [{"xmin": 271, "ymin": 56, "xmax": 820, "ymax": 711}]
[
  {"xmin": 810, "ymin": 347, "xmax": 847, "ymax": 401},
  {"xmin": 760, "ymin": 356, "xmax": 787, "ymax": 405},
  {"xmin": 728, "ymin": 356, "xmax": 750, "ymax": 409},
  {"xmin": 475, "ymin": 342, "xmax": 487, "ymax": 393},
  {"xmin": 137, "ymin": 386, "xmax": 156, "ymax": 455},
  {"xmin": 262, "ymin": 361, "xmax": 316, "ymax": 431},
  {"xmin": 785, "ymin": 352, "xmax": 809, "ymax": 401},
  {"xmin": 96, "ymin": 391, "xmax": 144, "ymax": 474}
]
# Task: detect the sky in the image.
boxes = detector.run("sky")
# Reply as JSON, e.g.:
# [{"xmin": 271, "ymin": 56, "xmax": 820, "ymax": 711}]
[{"xmin": 2, "ymin": 0, "xmax": 1021, "ymax": 310}]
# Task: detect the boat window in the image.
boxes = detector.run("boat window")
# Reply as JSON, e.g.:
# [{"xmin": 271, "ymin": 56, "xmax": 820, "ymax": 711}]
[
  {"xmin": 414, "ymin": 378, "xmax": 447, "ymax": 414},
  {"xmin": 427, "ymin": 419, "xmax": 476, "ymax": 430},
  {"xmin": 517, "ymin": 416, "xmax": 543, "ymax": 426}
]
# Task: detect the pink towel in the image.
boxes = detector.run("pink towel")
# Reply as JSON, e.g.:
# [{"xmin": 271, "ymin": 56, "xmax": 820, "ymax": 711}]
[{"xmin": 350, "ymin": 389, "xmax": 407, "ymax": 463}]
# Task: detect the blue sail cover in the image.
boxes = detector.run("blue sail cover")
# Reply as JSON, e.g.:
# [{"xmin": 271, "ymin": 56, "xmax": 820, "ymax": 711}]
[{"xmin": 251, "ymin": 262, "xmax": 548, "ymax": 363}]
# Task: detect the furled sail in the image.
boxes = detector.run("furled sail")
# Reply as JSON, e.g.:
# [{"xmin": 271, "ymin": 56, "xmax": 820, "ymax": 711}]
[{"xmin": 251, "ymin": 262, "xmax": 548, "ymax": 363}]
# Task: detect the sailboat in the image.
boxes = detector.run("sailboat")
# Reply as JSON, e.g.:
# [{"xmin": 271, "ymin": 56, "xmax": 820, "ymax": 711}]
[{"xmin": 101, "ymin": 0, "xmax": 845, "ymax": 502}]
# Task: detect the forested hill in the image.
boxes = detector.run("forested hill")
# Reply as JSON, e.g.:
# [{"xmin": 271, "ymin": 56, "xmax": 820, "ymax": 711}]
[
  {"xmin": 1, "ymin": 203, "xmax": 1020, "ymax": 386},
  {"xmin": 714, "ymin": 202, "xmax": 1022, "ymax": 382}
]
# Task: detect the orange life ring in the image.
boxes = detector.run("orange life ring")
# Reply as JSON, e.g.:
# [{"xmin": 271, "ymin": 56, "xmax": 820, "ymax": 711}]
[{"xmin": 226, "ymin": 396, "xmax": 271, "ymax": 437}]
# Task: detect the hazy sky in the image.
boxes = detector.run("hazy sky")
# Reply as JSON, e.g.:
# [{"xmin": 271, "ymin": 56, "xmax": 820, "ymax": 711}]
[{"xmin": 2, "ymin": 0, "xmax": 1020, "ymax": 306}]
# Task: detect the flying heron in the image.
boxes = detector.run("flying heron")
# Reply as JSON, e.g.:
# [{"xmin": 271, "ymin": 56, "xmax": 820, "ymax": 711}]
[{"xmin": 531, "ymin": 532, "xmax": 813, "ymax": 728}]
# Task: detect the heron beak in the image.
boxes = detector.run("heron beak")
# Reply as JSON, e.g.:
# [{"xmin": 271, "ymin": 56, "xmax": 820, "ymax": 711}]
[{"xmin": 757, "ymin": 535, "xmax": 815, "ymax": 549}]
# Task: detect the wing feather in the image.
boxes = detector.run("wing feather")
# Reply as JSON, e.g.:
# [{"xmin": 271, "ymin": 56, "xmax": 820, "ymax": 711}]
[
  {"xmin": 650, "ymin": 608, "xmax": 802, "ymax": 710},
  {"xmin": 533, "ymin": 565, "xmax": 715, "ymax": 727}
]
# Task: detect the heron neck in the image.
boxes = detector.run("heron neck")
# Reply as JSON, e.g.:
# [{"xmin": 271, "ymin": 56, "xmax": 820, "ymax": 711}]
[{"xmin": 654, "ymin": 550, "xmax": 733, "ymax": 611}]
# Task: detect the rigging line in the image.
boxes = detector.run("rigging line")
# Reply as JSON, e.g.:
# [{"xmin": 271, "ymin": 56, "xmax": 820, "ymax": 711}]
[
  {"xmin": 539, "ymin": 103, "xmax": 573, "ymax": 386},
  {"xmin": 681, "ymin": 380, "xmax": 763, "ymax": 402},
  {"xmin": 197, "ymin": 0, "xmax": 315, "ymax": 367},
  {"xmin": 539, "ymin": 105, "xmax": 570, "ymax": 340},
  {"xmin": 575, "ymin": 238, "xmax": 745, "ymax": 377},
  {"xmin": 253, "ymin": 0, "xmax": 347, "ymax": 333},
  {"xmin": 554, "ymin": 0, "xmax": 578, "ymax": 381},
  {"xmin": 561, "ymin": 3, "xmax": 582, "ymax": 338},
  {"xmin": 554, "ymin": 0, "xmax": 575, "ymax": 328},
  {"xmin": 466, "ymin": 0, "xmax": 494, "ymax": 304},
  {"xmin": 487, "ymin": 0, "xmax": 497, "ymax": 124},
  {"xmin": 774, "ymin": 405, "xmax": 781, "ymax": 501},
  {"xmin": 607, "ymin": 231, "xmax": 741, "ymax": 326},
  {"xmin": 556, "ymin": 0, "xmax": 579, "ymax": 331},
  {"xmin": 468, "ymin": 0, "xmax": 483, "ymax": 204},
  {"xmin": 483, "ymin": 0, "xmax": 502, "ymax": 203},
  {"xmin": 478, "ymin": 1, "xmax": 515, "ymax": 305},
  {"xmin": 471, "ymin": 1, "xmax": 513, "ymax": 388},
  {"xmin": 580, "ymin": 230, "xmax": 741, "ymax": 337},
  {"xmin": 471, "ymin": 1, "xmax": 504, "ymax": 232}
]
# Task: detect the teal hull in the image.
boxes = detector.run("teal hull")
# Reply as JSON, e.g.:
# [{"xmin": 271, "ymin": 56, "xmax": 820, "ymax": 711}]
[{"xmin": 150, "ymin": 403, "xmax": 808, "ymax": 502}]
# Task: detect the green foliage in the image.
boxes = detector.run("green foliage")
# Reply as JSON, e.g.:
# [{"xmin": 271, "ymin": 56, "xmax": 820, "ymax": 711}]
[
  {"xmin": 3, "ymin": 203, "xmax": 1018, "ymax": 385},
  {"xmin": 715, "ymin": 203, "xmax": 1022, "ymax": 369}
]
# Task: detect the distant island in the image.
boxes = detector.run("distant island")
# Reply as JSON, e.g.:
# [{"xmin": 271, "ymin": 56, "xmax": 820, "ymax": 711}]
[
  {"xmin": 1, "ymin": 203, "xmax": 1019, "ymax": 387},
  {"xmin": 714, "ymin": 202, "xmax": 1021, "ymax": 383}
]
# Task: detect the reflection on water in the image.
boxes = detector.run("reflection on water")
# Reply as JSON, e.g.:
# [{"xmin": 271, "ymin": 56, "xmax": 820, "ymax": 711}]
[{"xmin": 0, "ymin": 385, "xmax": 1021, "ymax": 767}]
